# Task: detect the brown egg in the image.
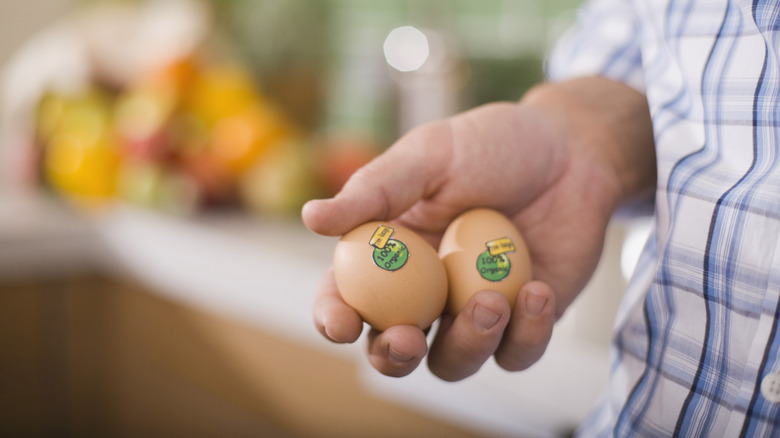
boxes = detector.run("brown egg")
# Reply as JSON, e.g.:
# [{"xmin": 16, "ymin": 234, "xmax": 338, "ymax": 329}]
[
  {"xmin": 439, "ymin": 208, "xmax": 532, "ymax": 314},
  {"xmin": 333, "ymin": 222, "xmax": 448, "ymax": 331}
]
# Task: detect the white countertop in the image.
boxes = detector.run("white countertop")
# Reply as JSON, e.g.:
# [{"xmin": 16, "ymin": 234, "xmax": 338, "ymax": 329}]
[{"xmin": 0, "ymin": 192, "xmax": 620, "ymax": 438}]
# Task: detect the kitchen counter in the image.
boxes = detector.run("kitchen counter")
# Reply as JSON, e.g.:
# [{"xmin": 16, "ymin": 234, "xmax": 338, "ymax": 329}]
[{"xmin": 0, "ymin": 192, "xmax": 621, "ymax": 438}]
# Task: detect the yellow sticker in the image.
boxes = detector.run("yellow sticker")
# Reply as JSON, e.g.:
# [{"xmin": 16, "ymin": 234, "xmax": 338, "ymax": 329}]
[
  {"xmin": 486, "ymin": 237, "xmax": 515, "ymax": 256},
  {"xmin": 369, "ymin": 225, "xmax": 395, "ymax": 249}
]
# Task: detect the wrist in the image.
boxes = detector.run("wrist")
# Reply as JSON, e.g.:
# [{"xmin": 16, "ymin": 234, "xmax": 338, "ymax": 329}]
[{"xmin": 520, "ymin": 77, "xmax": 657, "ymax": 212}]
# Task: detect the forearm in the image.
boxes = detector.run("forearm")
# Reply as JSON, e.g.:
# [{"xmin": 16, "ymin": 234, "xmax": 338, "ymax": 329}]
[{"xmin": 521, "ymin": 77, "xmax": 657, "ymax": 211}]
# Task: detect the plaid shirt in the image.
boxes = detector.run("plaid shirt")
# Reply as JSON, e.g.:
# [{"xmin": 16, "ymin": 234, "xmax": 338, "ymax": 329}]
[{"xmin": 548, "ymin": 0, "xmax": 780, "ymax": 436}]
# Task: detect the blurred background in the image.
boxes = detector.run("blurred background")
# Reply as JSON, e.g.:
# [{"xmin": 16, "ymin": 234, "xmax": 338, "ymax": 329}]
[
  {"xmin": 0, "ymin": 0, "xmax": 650, "ymax": 437},
  {"xmin": 0, "ymin": 0, "xmax": 583, "ymax": 215}
]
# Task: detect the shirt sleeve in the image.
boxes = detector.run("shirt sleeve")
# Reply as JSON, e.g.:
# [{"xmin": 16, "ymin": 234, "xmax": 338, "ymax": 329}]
[{"xmin": 546, "ymin": 0, "xmax": 646, "ymax": 93}]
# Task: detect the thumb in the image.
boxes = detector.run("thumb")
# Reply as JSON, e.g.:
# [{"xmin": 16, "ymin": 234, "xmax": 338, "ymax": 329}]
[{"xmin": 302, "ymin": 122, "xmax": 452, "ymax": 236}]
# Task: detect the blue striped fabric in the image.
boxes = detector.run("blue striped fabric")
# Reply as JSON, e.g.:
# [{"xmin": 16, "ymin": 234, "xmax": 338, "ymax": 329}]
[{"xmin": 547, "ymin": 0, "xmax": 780, "ymax": 436}]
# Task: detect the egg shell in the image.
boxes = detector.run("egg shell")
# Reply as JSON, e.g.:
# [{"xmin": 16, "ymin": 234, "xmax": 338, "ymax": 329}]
[
  {"xmin": 333, "ymin": 221, "xmax": 448, "ymax": 331},
  {"xmin": 438, "ymin": 208, "xmax": 532, "ymax": 314}
]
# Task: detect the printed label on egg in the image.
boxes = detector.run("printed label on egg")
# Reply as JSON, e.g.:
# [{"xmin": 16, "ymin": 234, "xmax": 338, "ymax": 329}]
[
  {"xmin": 369, "ymin": 225, "xmax": 409, "ymax": 271},
  {"xmin": 477, "ymin": 237, "xmax": 515, "ymax": 281}
]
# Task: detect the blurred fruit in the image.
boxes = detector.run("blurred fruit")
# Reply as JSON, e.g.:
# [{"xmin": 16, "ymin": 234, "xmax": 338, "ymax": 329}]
[
  {"xmin": 180, "ymin": 152, "xmax": 236, "ymax": 206},
  {"xmin": 35, "ymin": 92, "xmax": 69, "ymax": 143},
  {"xmin": 114, "ymin": 88, "xmax": 175, "ymax": 161},
  {"xmin": 44, "ymin": 134, "xmax": 120, "ymax": 199},
  {"xmin": 140, "ymin": 55, "xmax": 199, "ymax": 102},
  {"xmin": 240, "ymin": 137, "xmax": 322, "ymax": 217},
  {"xmin": 155, "ymin": 170, "xmax": 200, "ymax": 215},
  {"xmin": 209, "ymin": 103, "xmax": 295, "ymax": 176},
  {"xmin": 315, "ymin": 134, "xmax": 382, "ymax": 197},
  {"xmin": 185, "ymin": 64, "xmax": 261, "ymax": 125},
  {"xmin": 33, "ymin": 51, "xmax": 320, "ymax": 217},
  {"xmin": 42, "ymin": 90, "xmax": 120, "ymax": 200},
  {"xmin": 117, "ymin": 159, "xmax": 162, "ymax": 204},
  {"xmin": 117, "ymin": 159, "xmax": 199, "ymax": 214},
  {"xmin": 168, "ymin": 112, "xmax": 210, "ymax": 157}
]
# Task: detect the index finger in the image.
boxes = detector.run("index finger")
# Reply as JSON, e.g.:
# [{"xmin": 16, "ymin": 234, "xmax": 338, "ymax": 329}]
[{"xmin": 301, "ymin": 120, "xmax": 453, "ymax": 237}]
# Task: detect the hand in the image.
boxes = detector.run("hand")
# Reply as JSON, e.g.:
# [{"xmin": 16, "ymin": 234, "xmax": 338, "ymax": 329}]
[{"xmin": 303, "ymin": 77, "xmax": 655, "ymax": 379}]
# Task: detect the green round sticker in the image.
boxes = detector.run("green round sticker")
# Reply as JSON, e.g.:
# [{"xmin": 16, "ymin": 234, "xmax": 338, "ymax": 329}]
[
  {"xmin": 373, "ymin": 239, "xmax": 409, "ymax": 271},
  {"xmin": 476, "ymin": 250, "xmax": 511, "ymax": 281}
]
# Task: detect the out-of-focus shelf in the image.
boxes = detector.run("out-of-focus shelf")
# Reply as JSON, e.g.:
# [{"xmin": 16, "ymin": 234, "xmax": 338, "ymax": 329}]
[
  {"xmin": 92, "ymin": 202, "xmax": 339, "ymax": 350},
  {"xmin": 0, "ymin": 193, "xmax": 613, "ymax": 438},
  {"xmin": 0, "ymin": 192, "xmax": 102, "ymax": 278}
]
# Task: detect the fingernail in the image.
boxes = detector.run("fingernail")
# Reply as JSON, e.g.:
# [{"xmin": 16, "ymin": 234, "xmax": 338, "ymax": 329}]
[
  {"xmin": 526, "ymin": 291, "xmax": 548, "ymax": 316},
  {"xmin": 388, "ymin": 346, "xmax": 414, "ymax": 363},
  {"xmin": 473, "ymin": 305, "xmax": 501, "ymax": 330},
  {"xmin": 324, "ymin": 324, "xmax": 338, "ymax": 342}
]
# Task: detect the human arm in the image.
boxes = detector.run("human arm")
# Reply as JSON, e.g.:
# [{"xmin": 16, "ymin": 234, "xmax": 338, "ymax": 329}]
[{"xmin": 302, "ymin": 76, "xmax": 656, "ymax": 379}]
